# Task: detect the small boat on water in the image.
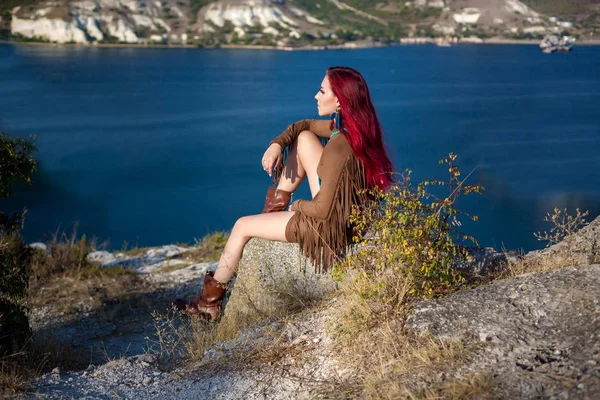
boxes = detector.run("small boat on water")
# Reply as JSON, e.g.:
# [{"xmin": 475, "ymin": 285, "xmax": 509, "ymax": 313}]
[{"xmin": 540, "ymin": 35, "xmax": 575, "ymax": 53}]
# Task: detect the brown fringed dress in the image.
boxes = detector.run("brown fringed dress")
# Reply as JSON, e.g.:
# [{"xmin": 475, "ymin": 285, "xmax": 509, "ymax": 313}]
[{"xmin": 270, "ymin": 119, "xmax": 369, "ymax": 273}]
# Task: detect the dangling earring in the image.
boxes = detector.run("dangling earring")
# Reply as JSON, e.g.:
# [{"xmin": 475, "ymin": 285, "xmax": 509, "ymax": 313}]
[{"xmin": 331, "ymin": 106, "xmax": 341, "ymax": 128}]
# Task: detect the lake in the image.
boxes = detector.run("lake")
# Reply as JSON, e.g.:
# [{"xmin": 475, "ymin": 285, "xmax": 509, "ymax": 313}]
[{"xmin": 1, "ymin": 42, "xmax": 599, "ymax": 251}]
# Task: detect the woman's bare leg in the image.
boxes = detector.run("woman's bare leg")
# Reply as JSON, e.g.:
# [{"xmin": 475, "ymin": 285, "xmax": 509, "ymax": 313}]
[
  {"xmin": 276, "ymin": 130, "xmax": 324, "ymax": 198},
  {"xmin": 213, "ymin": 211, "xmax": 295, "ymax": 284},
  {"xmin": 212, "ymin": 131, "xmax": 324, "ymax": 284}
]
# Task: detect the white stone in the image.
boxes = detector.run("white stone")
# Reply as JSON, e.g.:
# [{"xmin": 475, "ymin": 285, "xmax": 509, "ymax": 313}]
[
  {"xmin": 79, "ymin": 16, "xmax": 104, "ymax": 41},
  {"xmin": 263, "ymin": 26, "xmax": 278, "ymax": 36},
  {"xmin": 170, "ymin": 5, "xmax": 184, "ymax": 19},
  {"xmin": 504, "ymin": 0, "xmax": 538, "ymax": 17},
  {"xmin": 523, "ymin": 26, "xmax": 546, "ymax": 33},
  {"xmin": 234, "ymin": 26, "xmax": 245, "ymax": 37},
  {"xmin": 460, "ymin": 36, "xmax": 483, "ymax": 43},
  {"xmin": 558, "ymin": 21, "xmax": 573, "ymax": 28},
  {"xmin": 73, "ymin": 1, "xmax": 100, "ymax": 12},
  {"xmin": 34, "ymin": 7, "xmax": 53, "ymax": 17},
  {"xmin": 150, "ymin": 34, "xmax": 164, "ymax": 42},
  {"xmin": 493, "ymin": 18, "xmax": 504, "ymax": 24},
  {"xmin": 305, "ymin": 15, "xmax": 323, "ymax": 25},
  {"xmin": 29, "ymin": 242, "xmax": 47, "ymax": 251},
  {"xmin": 453, "ymin": 8, "xmax": 480, "ymax": 25},
  {"xmin": 87, "ymin": 250, "xmax": 116, "ymax": 265},
  {"xmin": 433, "ymin": 24, "xmax": 455, "ymax": 35},
  {"xmin": 289, "ymin": 29, "xmax": 300, "ymax": 39},
  {"xmin": 11, "ymin": 16, "xmax": 89, "ymax": 43},
  {"xmin": 101, "ymin": 16, "xmax": 139, "ymax": 42},
  {"xmin": 204, "ymin": 3, "xmax": 294, "ymax": 29},
  {"xmin": 131, "ymin": 14, "xmax": 156, "ymax": 28},
  {"xmin": 120, "ymin": 0, "xmax": 139, "ymax": 12},
  {"xmin": 428, "ymin": 0, "xmax": 444, "ymax": 8},
  {"xmin": 154, "ymin": 18, "xmax": 171, "ymax": 32}
]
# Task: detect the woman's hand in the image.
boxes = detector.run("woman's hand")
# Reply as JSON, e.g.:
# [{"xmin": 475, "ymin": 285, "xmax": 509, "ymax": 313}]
[{"xmin": 261, "ymin": 143, "xmax": 283, "ymax": 176}]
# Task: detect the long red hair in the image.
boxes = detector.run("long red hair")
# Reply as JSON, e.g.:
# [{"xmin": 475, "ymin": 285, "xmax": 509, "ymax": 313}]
[{"xmin": 326, "ymin": 66, "xmax": 394, "ymax": 190}]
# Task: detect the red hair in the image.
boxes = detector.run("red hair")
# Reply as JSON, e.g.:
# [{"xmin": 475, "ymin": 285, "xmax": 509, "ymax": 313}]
[{"xmin": 326, "ymin": 66, "xmax": 394, "ymax": 190}]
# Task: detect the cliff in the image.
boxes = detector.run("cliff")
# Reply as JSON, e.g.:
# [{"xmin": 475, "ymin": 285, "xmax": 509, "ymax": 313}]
[{"xmin": 1, "ymin": 0, "xmax": 596, "ymax": 46}]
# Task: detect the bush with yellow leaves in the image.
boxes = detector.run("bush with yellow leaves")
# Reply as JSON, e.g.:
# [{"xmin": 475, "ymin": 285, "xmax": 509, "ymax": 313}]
[{"xmin": 335, "ymin": 153, "xmax": 484, "ymax": 301}]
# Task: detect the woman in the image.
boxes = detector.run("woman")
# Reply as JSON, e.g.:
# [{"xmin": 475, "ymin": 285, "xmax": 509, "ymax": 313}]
[{"xmin": 175, "ymin": 66, "xmax": 394, "ymax": 320}]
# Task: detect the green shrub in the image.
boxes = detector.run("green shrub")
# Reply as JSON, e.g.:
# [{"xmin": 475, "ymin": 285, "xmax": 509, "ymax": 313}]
[
  {"xmin": 335, "ymin": 153, "xmax": 484, "ymax": 300},
  {"xmin": 0, "ymin": 132, "xmax": 37, "ymax": 357}
]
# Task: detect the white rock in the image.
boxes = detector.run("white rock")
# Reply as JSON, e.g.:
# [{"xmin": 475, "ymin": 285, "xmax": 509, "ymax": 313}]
[
  {"xmin": 171, "ymin": 5, "xmax": 184, "ymax": 19},
  {"xmin": 460, "ymin": 36, "xmax": 483, "ymax": 43},
  {"xmin": 289, "ymin": 29, "xmax": 300, "ymax": 39},
  {"xmin": 453, "ymin": 8, "xmax": 480, "ymax": 25},
  {"xmin": 234, "ymin": 26, "xmax": 245, "ymax": 37},
  {"xmin": 87, "ymin": 250, "xmax": 116, "ymax": 265},
  {"xmin": 131, "ymin": 14, "xmax": 156, "ymax": 29},
  {"xmin": 263, "ymin": 26, "xmax": 278, "ymax": 36},
  {"xmin": 204, "ymin": 3, "xmax": 294, "ymax": 29},
  {"xmin": 154, "ymin": 18, "xmax": 171, "ymax": 32},
  {"xmin": 11, "ymin": 16, "xmax": 89, "ymax": 43},
  {"xmin": 101, "ymin": 16, "xmax": 139, "ymax": 42},
  {"xmin": 149, "ymin": 34, "xmax": 165, "ymax": 42},
  {"xmin": 73, "ymin": 1, "xmax": 100, "ymax": 12},
  {"xmin": 78, "ymin": 16, "xmax": 104, "ymax": 41},
  {"xmin": 523, "ymin": 26, "xmax": 546, "ymax": 33},
  {"xmin": 504, "ymin": 0, "xmax": 538, "ymax": 17},
  {"xmin": 29, "ymin": 242, "xmax": 47, "ymax": 251},
  {"xmin": 428, "ymin": 0, "xmax": 444, "ymax": 8},
  {"xmin": 433, "ymin": 24, "xmax": 455, "ymax": 35},
  {"xmin": 120, "ymin": 0, "xmax": 139, "ymax": 12},
  {"xmin": 35, "ymin": 7, "xmax": 53, "ymax": 17}
]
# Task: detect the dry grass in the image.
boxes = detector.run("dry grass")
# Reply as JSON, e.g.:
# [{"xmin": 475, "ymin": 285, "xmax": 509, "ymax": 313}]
[
  {"xmin": 322, "ymin": 270, "xmax": 493, "ymax": 399},
  {"xmin": 0, "ymin": 331, "xmax": 88, "ymax": 394},
  {"xmin": 499, "ymin": 246, "xmax": 583, "ymax": 280},
  {"xmin": 28, "ymin": 266, "xmax": 139, "ymax": 314},
  {"xmin": 172, "ymin": 232, "xmax": 228, "ymax": 263},
  {"xmin": 145, "ymin": 308, "xmax": 220, "ymax": 367}
]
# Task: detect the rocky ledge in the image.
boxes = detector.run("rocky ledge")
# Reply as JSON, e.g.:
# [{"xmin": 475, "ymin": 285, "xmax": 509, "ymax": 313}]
[{"xmin": 25, "ymin": 217, "xmax": 600, "ymax": 398}]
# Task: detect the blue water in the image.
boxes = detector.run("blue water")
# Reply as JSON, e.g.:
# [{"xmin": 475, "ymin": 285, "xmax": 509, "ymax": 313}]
[{"xmin": 1, "ymin": 43, "xmax": 599, "ymax": 251}]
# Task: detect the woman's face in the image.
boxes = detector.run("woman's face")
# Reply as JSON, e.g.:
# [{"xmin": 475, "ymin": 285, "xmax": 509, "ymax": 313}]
[{"xmin": 315, "ymin": 75, "xmax": 339, "ymax": 116}]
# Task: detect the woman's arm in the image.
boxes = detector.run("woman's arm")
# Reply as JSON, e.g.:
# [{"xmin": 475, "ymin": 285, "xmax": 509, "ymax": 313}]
[{"xmin": 270, "ymin": 120, "xmax": 331, "ymax": 149}]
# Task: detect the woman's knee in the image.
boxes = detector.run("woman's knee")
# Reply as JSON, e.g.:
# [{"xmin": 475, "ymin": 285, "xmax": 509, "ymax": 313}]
[
  {"xmin": 297, "ymin": 130, "xmax": 319, "ymax": 147},
  {"xmin": 232, "ymin": 216, "xmax": 251, "ymax": 236}
]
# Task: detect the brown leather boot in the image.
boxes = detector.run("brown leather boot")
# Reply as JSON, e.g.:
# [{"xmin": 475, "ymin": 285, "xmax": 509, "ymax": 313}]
[
  {"xmin": 174, "ymin": 271, "xmax": 228, "ymax": 320},
  {"xmin": 262, "ymin": 187, "xmax": 292, "ymax": 213}
]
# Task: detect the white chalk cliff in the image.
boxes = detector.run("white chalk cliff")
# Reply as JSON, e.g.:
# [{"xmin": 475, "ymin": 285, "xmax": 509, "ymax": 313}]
[{"xmin": 6, "ymin": 0, "xmax": 577, "ymax": 45}]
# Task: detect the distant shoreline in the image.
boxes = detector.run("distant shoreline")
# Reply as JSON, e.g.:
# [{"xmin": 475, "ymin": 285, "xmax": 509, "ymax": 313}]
[{"xmin": 2, "ymin": 38, "xmax": 600, "ymax": 50}]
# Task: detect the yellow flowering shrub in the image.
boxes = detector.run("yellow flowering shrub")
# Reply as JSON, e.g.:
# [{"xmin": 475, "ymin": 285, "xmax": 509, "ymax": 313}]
[{"xmin": 336, "ymin": 153, "xmax": 484, "ymax": 300}]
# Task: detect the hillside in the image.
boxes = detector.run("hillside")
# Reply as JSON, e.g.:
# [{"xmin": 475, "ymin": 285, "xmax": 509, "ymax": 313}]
[
  {"xmin": 1, "ymin": 0, "xmax": 598, "ymax": 47},
  {"xmin": 13, "ymin": 217, "xmax": 600, "ymax": 398}
]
